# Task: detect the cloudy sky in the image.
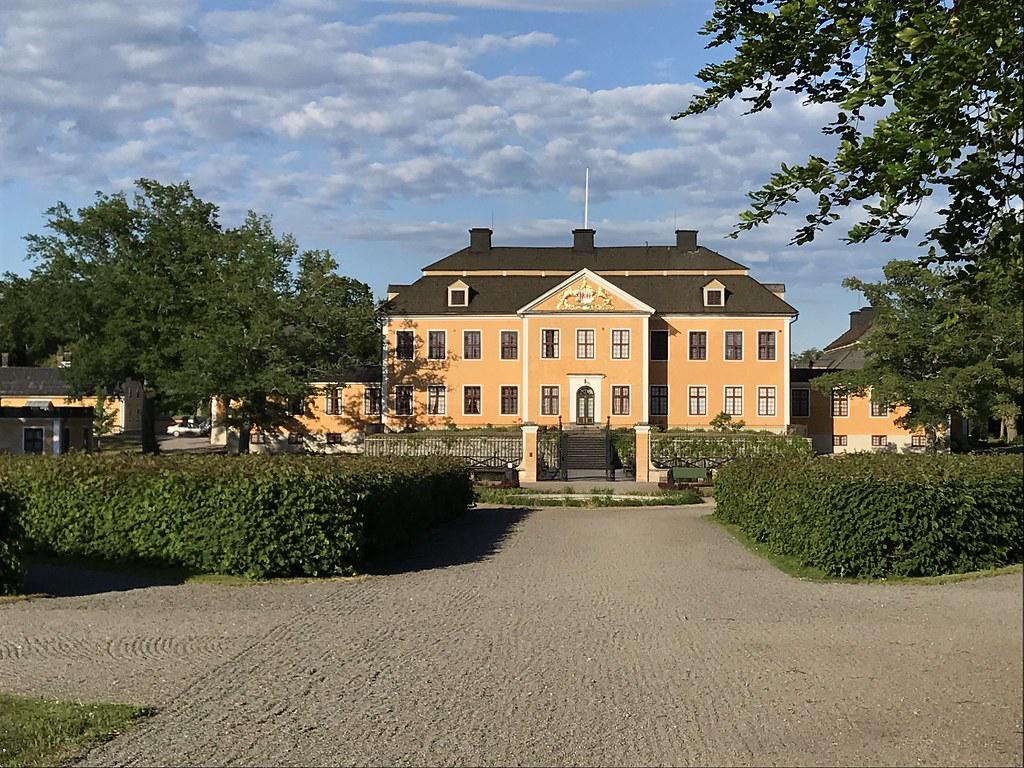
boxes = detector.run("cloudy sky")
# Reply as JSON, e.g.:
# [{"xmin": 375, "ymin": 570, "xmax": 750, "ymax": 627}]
[{"xmin": 0, "ymin": 0, "xmax": 925, "ymax": 350}]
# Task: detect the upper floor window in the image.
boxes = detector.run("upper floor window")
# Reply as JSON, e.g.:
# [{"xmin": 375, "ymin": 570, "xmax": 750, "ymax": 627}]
[
  {"xmin": 689, "ymin": 331, "xmax": 707, "ymax": 361},
  {"xmin": 870, "ymin": 397, "xmax": 889, "ymax": 417},
  {"xmin": 325, "ymin": 387, "xmax": 343, "ymax": 415},
  {"xmin": 447, "ymin": 281, "xmax": 469, "ymax": 307},
  {"xmin": 650, "ymin": 330, "xmax": 669, "ymax": 361},
  {"xmin": 725, "ymin": 331, "xmax": 743, "ymax": 360},
  {"xmin": 576, "ymin": 329, "xmax": 596, "ymax": 359},
  {"xmin": 428, "ymin": 330, "xmax": 446, "ymax": 360},
  {"xmin": 541, "ymin": 329, "xmax": 560, "ymax": 359},
  {"xmin": 791, "ymin": 388, "xmax": 810, "ymax": 418},
  {"xmin": 832, "ymin": 390, "xmax": 849, "ymax": 417},
  {"xmin": 705, "ymin": 289, "xmax": 723, "ymax": 306},
  {"xmin": 757, "ymin": 331, "xmax": 776, "ymax": 361},
  {"xmin": 703, "ymin": 280, "xmax": 726, "ymax": 307},
  {"xmin": 395, "ymin": 330, "xmax": 414, "ymax": 360},
  {"xmin": 463, "ymin": 330, "xmax": 482, "ymax": 360},
  {"xmin": 611, "ymin": 329, "xmax": 630, "ymax": 359},
  {"xmin": 500, "ymin": 331, "xmax": 518, "ymax": 360}
]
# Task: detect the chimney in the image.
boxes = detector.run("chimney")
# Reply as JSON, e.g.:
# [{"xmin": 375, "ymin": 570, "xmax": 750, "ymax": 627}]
[
  {"xmin": 676, "ymin": 229, "xmax": 698, "ymax": 252},
  {"xmin": 469, "ymin": 228, "xmax": 492, "ymax": 253},
  {"xmin": 572, "ymin": 228, "xmax": 595, "ymax": 252},
  {"xmin": 849, "ymin": 306, "xmax": 877, "ymax": 330}
]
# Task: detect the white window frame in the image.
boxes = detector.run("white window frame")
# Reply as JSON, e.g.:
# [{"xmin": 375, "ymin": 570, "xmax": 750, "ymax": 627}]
[
  {"xmin": 427, "ymin": 329, "xmax": 446, "ymax": 361},
  {"xmin": 540, "ymin": 384, "xmax": 560, "ymax": 416},
  {"xmin": 610, "ymin": 329, "xmax": 631, "ymax": 360},
  {"xmin": 791, "ymin": 386, "xmax": 811, "ymax": 418},
  {"xmin": 462, "ymin": 384, "xmax": 483, "ymax": 416},
  {"xmin": 688, "ymin": 329, "xmax": 708, "ymax": 362},
  {"xmin": 650, "ymin": 329, "xmax": 669, "ymax": 362},
  {"xmin": 499, "ymin": 385, "xmax": 519, "ymax": 416},
  {"xmin": 324, "ymin": 386, "xmax": 343, "ymax": 415},
  {"xmin": 394, "ymin": 385, "xmax": 414, "ymax": 416},
  {"xmin": 427, "ymin": 385, "xmax": 447, "ymax": 415},
  {"xmin": 447, "ymin": 284, "xmax": 469, "ymax": 307},
  {"xmin": 576, "ymin": 328, "xmax": 597, "ymax": 360},
  {"xmin": 871, "ymin": 435, "xmax": 887, "ymax": 448},
  {"xmin": 834, "ymin": 434, "xmax": 848, "ymax": 447},
  {"xmin": 832, "ymin": 389, "xmax": 850, "ymax": 418},
  {"xmin": 756, "ymin": 330, "xmax": 777, "ymax": 362},
  {"xmin": 703, "ymin": 283, "xmax": 725, "ymax": 307},
  {"xmin": 688, "ymin": 385, "xmax": 707, "ymax": 417},
  {"xmin": 650, "ymin": 385, "xmax": 669, "ymax": 417},
  {"xmin": 363, "ymin": 385, "xmax": 382, "ymax": 416},
  {"xmin": 611, "ymin": 385, "xmax": 631, "ymax": 416},
  {"xmin": 757, "ymin": 385, "xmax": 777, "ymax": 417},
  {"xmin": 869, "ymin": 389, "xmax": 890, "ymax": 418},
  {"xmin": 395, "ymin": 330, "xmax": 415, "ymax": 361},
  {"xmin": 724, "ymin": 385, "xmax": 744, "ymax": 416},
  {"xmin": 500, "ymin": 329, "xmax": 519, "ymax": 361},
  {"xmin": 723, "ymin": 330, "xmax": 744, "ymax": 361},
  {"xmin": 540, "ymin": 328, "xmax": 560, "ymax": 359},
  {"xmin": 462, "ymin": 329, "xmax": 483, "ymax": 361}
]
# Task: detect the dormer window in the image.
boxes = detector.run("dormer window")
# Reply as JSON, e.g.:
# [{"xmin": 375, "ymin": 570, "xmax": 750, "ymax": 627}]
[
  {"xmin": 703, "ymin": 279, "xmax": 726, "ymax": 308},
  {"xmin": 448, "ymin": 280, "xmax": 469, "ymax": 307}
]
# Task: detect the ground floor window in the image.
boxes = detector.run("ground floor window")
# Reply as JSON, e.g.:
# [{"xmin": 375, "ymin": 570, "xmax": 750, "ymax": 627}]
[
  {"xmin": 650, "ymin": 385, "xmax": 668, "ymax": 416},
  {"xmin": 791, "ymin": 388, "xmax": 810, "ymax": 418},
  {"xmin": 724, "ymin": 386, "xmax": 743, "ymax": 416},
  {"xmin": 394, "ymin": 385, "xmax": 413, "ymax": 416},
  {"xmin": 427, "ymin": 385, "xmax": 446, "ymax": 415},
  {"xmin": 364, "ymin": 386, "xmax": 382, "ymax": 416},
  {"xmin": 833, "ymin": 434, "xmax": 847, "ymax": 447},
  {"xmin": 325, "ymin": 386, "xmax": 343, "ymax": 415},
  {"xmin": 757, "ymin": 386, "xmax": 776, "ymax": 416},
  {"xmin": 911, "ymin": 434, "xmax": 929, "ymax": 447},
  {"xmin": 463, "ymin": 386, "xmax": 482, "ymax": 415},
  {"xmin": 871, "ymin": 435, "xmax": 887, "ymax": 447},
  {"xmin": 500, "ymin": 386, "xmax": 518, "ymax": 415},
  {"xmin": 611, "ymin": 385, "xmax": 630, "ymax": 415},
  {"xmin": 23, "ymin": 427, "xmax": 45, "ymax": 454},
  {"xmin": 541, "ymin": 386, "xmax": 559, "ymax": 415},
  {"xmin": 688, "ymin": 386, "xmax": 707, "ymax": 416}
]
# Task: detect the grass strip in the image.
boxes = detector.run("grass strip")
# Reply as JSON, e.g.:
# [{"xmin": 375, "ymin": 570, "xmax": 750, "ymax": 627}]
[{"xmin": 0, "ymin": 693, "xmax": 150, "ymax": 767}]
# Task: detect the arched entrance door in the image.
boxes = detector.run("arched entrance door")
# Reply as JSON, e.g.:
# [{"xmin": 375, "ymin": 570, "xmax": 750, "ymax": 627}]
[{"xmin": 576, "ymin": 385, "xmax": 595, "ymax": 425}]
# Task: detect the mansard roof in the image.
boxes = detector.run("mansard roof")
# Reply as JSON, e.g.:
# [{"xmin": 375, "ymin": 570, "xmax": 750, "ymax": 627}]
[
  {"xmin": 387, "ymin": 273, "xmax": 796, "ymax": 316},
  {"xmin": 0, "ymin": 366, "xmax": 71, "ymax": 396},
  {"xmin": 423, "ymin": 245, "xmax": 749, "ymax": 274}
]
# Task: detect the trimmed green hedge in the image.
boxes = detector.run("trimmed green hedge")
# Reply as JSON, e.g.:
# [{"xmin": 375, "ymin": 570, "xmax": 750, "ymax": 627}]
[
  {"xmin": 0, "ymin": 454, "xmax": 472, "ymax": 580},
  {"xmin": 715, "ymin": 454, "xmax": 1023, "ymax": 578},
  {"xmin": 0, "ymin": 489, "xmax": 21, "ymax": 595}
]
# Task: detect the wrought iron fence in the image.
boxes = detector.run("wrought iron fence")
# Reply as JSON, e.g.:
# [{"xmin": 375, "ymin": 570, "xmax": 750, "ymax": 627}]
[
  {"xmin": 537, "ymin": 427, "xmax": 563, "ymax": 480},
  {"xmin": 365, "ymin": 432, "xmax": 522, "ymax": 470},
  {"xmin": 651, "ymin": 431, "xmax": 813, "ymax": 470}
]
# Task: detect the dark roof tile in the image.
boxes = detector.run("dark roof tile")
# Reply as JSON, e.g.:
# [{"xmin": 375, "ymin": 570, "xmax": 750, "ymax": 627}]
[{"xmin": 423, "ymin": 245, "xmax": 748, "ymax": 273}]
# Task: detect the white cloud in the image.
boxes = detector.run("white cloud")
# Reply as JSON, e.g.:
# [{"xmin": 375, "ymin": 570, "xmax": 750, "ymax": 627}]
[{"xmin": 370, "ymin": 12, "xmax": 457, "ymax": 25}]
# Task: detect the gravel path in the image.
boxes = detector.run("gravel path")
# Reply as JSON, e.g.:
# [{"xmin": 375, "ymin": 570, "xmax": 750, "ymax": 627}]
[{"xmin": 2, "ymin": 504, "xmax": 1021, "ymax": 766}]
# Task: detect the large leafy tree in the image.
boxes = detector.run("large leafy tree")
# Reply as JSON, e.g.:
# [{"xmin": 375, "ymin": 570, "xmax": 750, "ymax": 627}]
[
  {"xmin": 676, "ymin": 0, "xmax": 1023, "ymax": 274},
  {"xmin": 17, "ymin": 180, "xmax": 380, "ymax": 453},
  {"xmin": 815, "ymin": 259, "xmax": 1023, "ymax": 437}
]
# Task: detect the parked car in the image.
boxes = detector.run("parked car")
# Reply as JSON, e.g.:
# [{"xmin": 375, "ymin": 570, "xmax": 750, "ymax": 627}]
[{"xmin": 166, "ymin": 417, "xmax": 210, "ymax": 437}]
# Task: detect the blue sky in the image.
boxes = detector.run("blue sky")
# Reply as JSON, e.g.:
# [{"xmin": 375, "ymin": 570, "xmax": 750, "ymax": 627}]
[{"xmin": 0, "ymin": 0, "xmax": 929, "ymax": 351}]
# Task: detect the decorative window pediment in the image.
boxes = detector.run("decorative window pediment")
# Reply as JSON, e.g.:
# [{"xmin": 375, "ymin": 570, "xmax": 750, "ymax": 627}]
[
  {"xmin": 703, "ymin": 279, "xmax": 726, "ymax": 308},
  {"xmin": 448, "ymin": 280, "xmax": 470, "ymax": 307}
]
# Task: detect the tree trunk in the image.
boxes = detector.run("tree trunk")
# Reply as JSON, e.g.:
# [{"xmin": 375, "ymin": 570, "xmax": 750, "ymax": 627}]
[{"xmin": 140, "ymin": 393, "xmax": 158, "ymax": 454}]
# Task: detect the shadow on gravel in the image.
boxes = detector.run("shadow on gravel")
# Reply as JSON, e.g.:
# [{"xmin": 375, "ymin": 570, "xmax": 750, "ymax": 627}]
[
  {"xmin": 371, "ymin": 506, "xmax": 533, "ymax": 575},
  {"xmin": 23, "ymin": 556, "xmax": 188, "ymax": 597}
]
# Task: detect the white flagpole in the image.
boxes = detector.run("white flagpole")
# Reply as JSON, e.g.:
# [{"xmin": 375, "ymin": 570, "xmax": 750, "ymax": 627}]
[{"xmin": 584, "ymin": 167, "xmax": 589, "ymax": 229}]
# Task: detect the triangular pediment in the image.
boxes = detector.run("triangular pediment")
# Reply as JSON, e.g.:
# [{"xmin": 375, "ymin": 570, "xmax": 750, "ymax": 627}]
[{"xmin": 518, "ymin": 269, "xmax": 655, "ymax": 315}]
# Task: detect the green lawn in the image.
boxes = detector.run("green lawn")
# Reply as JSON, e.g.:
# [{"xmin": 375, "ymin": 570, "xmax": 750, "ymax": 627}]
[{"xmin": 0, "ymin": 694, "xmax": 150, "ymax": 767}]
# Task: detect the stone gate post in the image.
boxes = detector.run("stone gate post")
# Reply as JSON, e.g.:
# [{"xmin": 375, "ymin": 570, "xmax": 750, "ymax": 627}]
[
  {"xmin": 634, "ymin": 423, "xmax": 652, "ymax": 482},
  {"xmin": 520, "ymin": 423, "xmax": 539, "ymax": 483}
]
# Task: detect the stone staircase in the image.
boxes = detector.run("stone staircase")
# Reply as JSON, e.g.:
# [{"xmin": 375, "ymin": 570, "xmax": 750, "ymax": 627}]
[{"xmin": 563, "ymin": 429, "xmax": 609, "ymax": 473}]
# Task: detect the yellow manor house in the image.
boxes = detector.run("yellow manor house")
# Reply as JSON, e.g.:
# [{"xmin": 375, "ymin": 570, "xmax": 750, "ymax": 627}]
[{"xmin": 383, "ymin": 227, "xmax": 794, "ymax": 431}]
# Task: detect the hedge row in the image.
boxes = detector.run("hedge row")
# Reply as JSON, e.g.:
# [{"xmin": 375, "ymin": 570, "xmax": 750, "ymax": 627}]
[
  {"xmin": 0, "ymin": 454, "xmax": 472, "ymax": 581},
  {"xmin": 715, "ymin": 454, "xmax": 1022, "ymax": 578},
  {"xmin": 0, "ymin": 490, "xmax": 21, "ymax": 595}
]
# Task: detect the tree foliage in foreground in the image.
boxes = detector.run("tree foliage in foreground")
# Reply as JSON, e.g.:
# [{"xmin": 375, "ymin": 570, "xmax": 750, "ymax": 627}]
[
  {"xmin": 815, "ymin": 259, "xmax": 1023, "ymax": 435},
  {"xmin": 5, "ymin": 179, "xmax": 380, "ymax": 451},
  {"xmin": 676, "ymin": 0, "xmax": 1023, "ymax": 275}
]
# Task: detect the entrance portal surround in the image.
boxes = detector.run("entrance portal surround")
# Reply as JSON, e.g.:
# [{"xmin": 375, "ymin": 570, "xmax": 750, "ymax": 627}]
[{"xmin": 567, "ymin": 374, "xmax": 604, "ymax": 425}]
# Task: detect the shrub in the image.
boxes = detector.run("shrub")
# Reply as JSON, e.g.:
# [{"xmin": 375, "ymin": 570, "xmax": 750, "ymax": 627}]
[
  {"xmin": 0, "ymin": 489, "xmax": 22, "ymax": 595},
  {"xmin": 715, "ymin": 454, "xmax": 1023, "ymax": 578},
  {"xmin": 0, "ymin": 454, "xmax": 471, "ymax": 580}
]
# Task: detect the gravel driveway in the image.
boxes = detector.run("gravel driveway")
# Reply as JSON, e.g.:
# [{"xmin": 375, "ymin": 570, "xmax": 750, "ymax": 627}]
[{"xmin": 2, "ymin": 504, "xmax": 1021, "ymax": 766}]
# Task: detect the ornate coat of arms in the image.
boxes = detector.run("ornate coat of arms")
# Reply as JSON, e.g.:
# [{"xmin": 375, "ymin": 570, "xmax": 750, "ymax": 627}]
[{"xmin": 556, "ymin": 278, "xmax": 613, "ymax": 310}]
